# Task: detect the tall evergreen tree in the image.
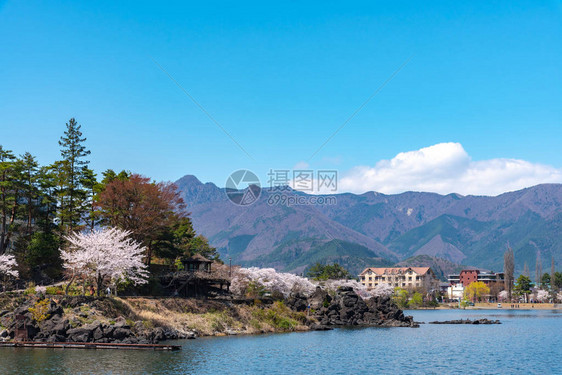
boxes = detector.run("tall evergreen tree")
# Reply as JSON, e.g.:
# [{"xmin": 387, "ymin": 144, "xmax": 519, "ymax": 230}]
[
  {"xmin": 37, "ymin": 165, "xmax": 59, "ymax": 232},
  {"xmin": 18, "ymin": 152, "xmax": 40, "ymax": 237},
  {"xmin": 80, "ymin": 167, "xmax": 101, "ymax": 231},
  {"xmin": 0, "ymin": 146, "xmax": 18, "ymax": 255},
  {"xmin": 57, "ymin": 118, "xmax": 91, "ymax": 233}
]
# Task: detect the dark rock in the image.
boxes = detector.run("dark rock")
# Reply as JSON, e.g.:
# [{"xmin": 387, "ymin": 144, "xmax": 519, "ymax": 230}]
[
  {"xmin": 47, "ymin": 334, "xmax": 66, "ymax": 342},
  {"xmin": 121, "ymin": 337, "xmax": 138, "ymax": 344},
  {"xmin": 93, "ymin": 327, "xmax": 104, "ymax": 341},
  {"xmin": 113, "ymin": 317, "xmax": 129, "ymax": 328},
  {"xmin": 66, "ymin": 327, "xmax": 92, "ymax": 342},
  {"xmin": 112, "ymin": 327, "xmax": 131, "ymax": 340},
  {"xmin": 429, "ymin": 319, "xmax": 501, "ymax": 325},
  {"xmin": 310, "ymin": 324, "xmax": 333, "ymax": 331},
  {"xmin": 301, "ymin": 286, "xmax": 417, "ymax": 329},
  {"xmin": 53, "ymin": 319, "xmax": 70, "ymax": 336}
]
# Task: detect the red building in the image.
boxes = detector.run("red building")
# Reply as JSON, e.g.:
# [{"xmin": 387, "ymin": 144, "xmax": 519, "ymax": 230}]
[
  {"xmin": 454, "ymin": 269, "xmax": 506, "ymax": 287},
  {"xmin": 459, "ymin": 269, "xmax": 480, "ymax": 286}
]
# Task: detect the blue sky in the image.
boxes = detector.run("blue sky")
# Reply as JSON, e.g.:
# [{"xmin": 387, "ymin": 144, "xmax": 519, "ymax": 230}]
[{"xmin": 1, "ymin": 1, "xmax": 561, "ymax": 195}]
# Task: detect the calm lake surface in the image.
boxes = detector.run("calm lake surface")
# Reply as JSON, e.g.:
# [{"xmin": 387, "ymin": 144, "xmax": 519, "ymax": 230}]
[{"xmin": 1, "ymin": 309, "xmax": 561, "ymax": 375}]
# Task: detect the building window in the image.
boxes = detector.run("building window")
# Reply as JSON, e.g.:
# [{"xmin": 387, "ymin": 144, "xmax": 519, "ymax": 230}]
[
  {"xmin": 416, "ymin": 276, "xmax": 420, "ymax": 280},
  {"xmin": 408, "ymin": 277, "xmax": 412, "ymax": 281}
]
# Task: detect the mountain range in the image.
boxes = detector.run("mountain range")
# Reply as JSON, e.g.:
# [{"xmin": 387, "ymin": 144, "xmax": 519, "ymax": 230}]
[{"xmin": 175, "ymin": 175, "xmax": 562, "ymax": 279}]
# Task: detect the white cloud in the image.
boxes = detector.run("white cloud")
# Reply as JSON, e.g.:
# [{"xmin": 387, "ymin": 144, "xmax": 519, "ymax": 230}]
[
  {"xmin": 338, "ymin": 142, "xmax": 562, "ymax": 196},
  {"xmin": 293, "ymin": 161, "xmax": 310, "ymax": 170}
]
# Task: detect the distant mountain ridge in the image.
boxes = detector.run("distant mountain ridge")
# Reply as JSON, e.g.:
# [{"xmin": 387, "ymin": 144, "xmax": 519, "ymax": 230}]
[{"xmin": 175, "ymin": 175, "xmax": 562, "ymax": 277}]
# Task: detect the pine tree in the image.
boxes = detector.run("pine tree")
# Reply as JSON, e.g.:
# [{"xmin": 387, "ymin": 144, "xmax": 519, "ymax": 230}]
[
  {"xmin": 36, "ymin": 165, "xmax": 59, "ymax": 232},
  {"xmin": 18, "ymin": 152, "xmax": 39, "ymax": 237},
  {"xmin": 57, "ymin": 118, "xmax": 91, "ymax": 233},
  {"xmin": 80, "ymin": 167, "xmax": 101, "ymax": 231},
  {"xmin": 0, "ymin": 146, "xmax": 18, "ymax": 255}
]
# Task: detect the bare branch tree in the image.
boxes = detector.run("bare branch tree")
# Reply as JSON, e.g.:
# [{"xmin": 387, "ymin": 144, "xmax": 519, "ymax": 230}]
[
  {"xmin": 535, "ymin": 250, "xmax": 542, "ymax": 288},
  {"xmin": 504, "ymin": 247, "xmax": 514, "ymax": 301},
  {"xmin": 550, "ymin": 256, "xmax": 556, "ymax": 294},
  {"xmin": 523, "ymin": 262, "xmax": 530, "ymax": 278}
]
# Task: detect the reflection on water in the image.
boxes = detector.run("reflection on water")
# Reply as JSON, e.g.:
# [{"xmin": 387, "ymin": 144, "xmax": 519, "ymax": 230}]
[{"xmin": 0, "ymin": 309, "xmax": 561, "ymax": 374}]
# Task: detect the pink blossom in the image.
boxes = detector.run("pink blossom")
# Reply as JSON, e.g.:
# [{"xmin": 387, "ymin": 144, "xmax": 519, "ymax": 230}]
[
  {"xmin": 0, "ymin": 254, "xmax": 19, "ymax": 278},
  {"xmin": 498, "ymin": 290, "xmax": 509, "ymax": 302},
  {"xmin": 61, "ymin": 227, "xmax": 149, "ymax": 288}
]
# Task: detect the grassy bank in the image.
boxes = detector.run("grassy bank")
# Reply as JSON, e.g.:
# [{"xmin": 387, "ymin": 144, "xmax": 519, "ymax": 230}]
[{"xmin": 117, "ymin": 297, "xmax": 314, "ymax": 336}]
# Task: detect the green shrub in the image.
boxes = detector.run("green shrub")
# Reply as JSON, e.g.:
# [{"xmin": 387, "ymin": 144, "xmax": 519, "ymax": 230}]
[
  {"xmin": 46, "ymin": 286, "xmax": 64, "ymax": 295},
  {"xmin": 245, "ymin": 281, "xmax": 267, "ymax": 299},
  {"xmin": 24, "ymin": 282, "xmax": 36, "ymax": 296}
]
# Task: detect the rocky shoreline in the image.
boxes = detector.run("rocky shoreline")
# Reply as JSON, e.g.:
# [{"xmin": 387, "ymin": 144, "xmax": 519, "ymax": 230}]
[
  {"xmin": 288, "ymin": 286, "xmax": 418, "ymax": 328},
  {"xmin": 0, "ymin": 297, "xmax": 194, "ymax": 345},
  {"xmin": 0, "ymin": 287, "xmax": 416, "ymax": 345}
]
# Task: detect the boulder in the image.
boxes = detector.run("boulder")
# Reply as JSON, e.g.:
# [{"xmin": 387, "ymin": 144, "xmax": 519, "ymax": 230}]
[
  {"xmin": 66, "ymin": 327, "xmax": 92, "ymax": 342},
  {"xmin": 112, "ymin": 327, "xmax": 131, "ymax": 340},
  {"xmin": 306, "ymin": 286, "xmax": 417, "ymax": 328}
]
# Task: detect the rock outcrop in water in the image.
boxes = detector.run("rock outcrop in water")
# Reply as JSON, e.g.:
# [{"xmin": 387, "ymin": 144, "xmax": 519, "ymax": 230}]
[
  {"xmin": 429, "ymin": 318, "xmax": 501, "ymax": 325},
  {"xmin": 287, "ymin": 286, "xmax": 418, "ymax": 328}
]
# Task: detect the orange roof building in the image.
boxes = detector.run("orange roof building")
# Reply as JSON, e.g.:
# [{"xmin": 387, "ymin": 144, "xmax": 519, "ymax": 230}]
[{"xmin": 359, "ymin": 267, "xmax": 439, "ymax": 291}]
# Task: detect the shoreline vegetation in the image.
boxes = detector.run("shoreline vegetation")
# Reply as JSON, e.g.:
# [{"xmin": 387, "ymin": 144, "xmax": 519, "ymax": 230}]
[{"xmin": 0, "ymin": 283, "xmax": 417, "ymax": 345}]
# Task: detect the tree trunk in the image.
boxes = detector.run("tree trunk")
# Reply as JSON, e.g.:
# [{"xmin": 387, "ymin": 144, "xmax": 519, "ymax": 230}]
[
  {"xmin": 96, "ymin": 272, "xmax": 102, "ymax": 297},
  {"xmin": 145, "ymin": 242, "xmax": 152, "ymax": 266},
  {"xmin": 65, "ymin": 274, "xmax": 76, "ymax": 295}
]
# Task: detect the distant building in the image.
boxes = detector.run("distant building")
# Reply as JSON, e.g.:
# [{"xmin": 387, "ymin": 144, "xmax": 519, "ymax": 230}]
[
  {"xmin": 359, "ymin": 267, "xmax": 439, "ymax": 291},
  {"xmin": 446, "ymin": 283, "xmax": 464, "ymax": 300},
  {"xmin": 447, "ymin": 269, "xmax": 505, "ymax": 287}
]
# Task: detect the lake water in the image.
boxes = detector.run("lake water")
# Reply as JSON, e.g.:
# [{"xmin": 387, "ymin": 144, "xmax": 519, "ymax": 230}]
[{"xmin": 1, "ymin": 309, "xmax": 561, "ymax": 374}]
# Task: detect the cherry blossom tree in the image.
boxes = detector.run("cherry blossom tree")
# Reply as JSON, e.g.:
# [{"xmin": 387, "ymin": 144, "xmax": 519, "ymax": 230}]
[
  {"xmin": 232, "ymin": 267, "xmax": 395, "ymax": 300},
  {"xmin": 535, "ymin": 289, "xmax": 549, "ymax": 302},
  {"xmin": 61, "ymin": 227, "xmax": 149, "ymax": 295},
  {"xmin": 322, "ymin": 279, "xmax": 370, "ymax": 299},
  {"xmin": 498, "ymin": 290, "xmax": 509, "ymax": 302},
  {"xmin": 371, "ymin": 283, "xmax": 395, "ymax": 298},
  {"xmin": 0, "ymin": 254, "xmax": 18, "ymax": 291},
  {"xmin": 231, "ymin": 267, "xmax": 316, "ymax": 298}
]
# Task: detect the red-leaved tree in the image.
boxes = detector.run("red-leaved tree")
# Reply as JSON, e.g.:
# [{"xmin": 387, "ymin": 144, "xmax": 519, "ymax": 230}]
[{"xmin": 96, "ymin": 174, "xmax": 186, "ymax": 264}]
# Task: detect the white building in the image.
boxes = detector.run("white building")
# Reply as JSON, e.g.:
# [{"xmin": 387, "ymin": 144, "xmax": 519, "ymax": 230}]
[{"xmin": 447, "ymin": 283, "xmax": 464, "ymax": 300}]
